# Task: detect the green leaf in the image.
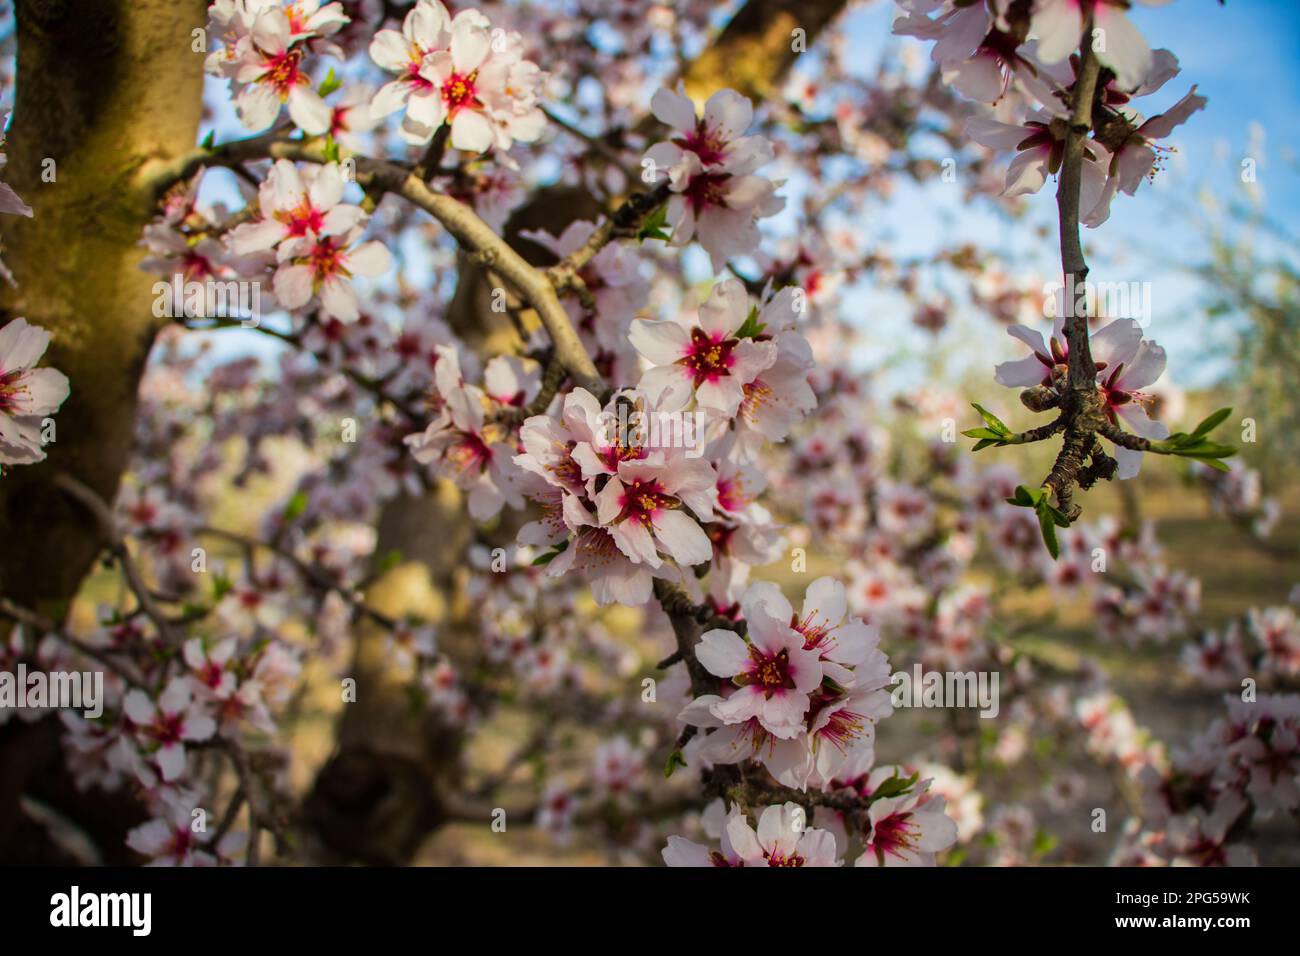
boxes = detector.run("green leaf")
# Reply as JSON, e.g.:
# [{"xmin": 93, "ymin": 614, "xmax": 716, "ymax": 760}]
[
  {"xmin": 318, "ymin": 68, "xmax": 342, "ymax": 98},
  {"xmin": 1036, "ymin": 499, "xmax": 1061, "ymax": 559},
  {"xmin": 282, "ymin": 489, "xmax": 309, "ymax": 524},
  {"xmin": 734, "ymin": 306, "xmax": 767, "ymax": 340},
  {"xmin": 1005, "ymin": 484, "xmax": 1044, "ymax": 508},
  {"xmin": 376, "ymin": 549, "xmax": 404, "ymax": 574},
  {"xmin": 637, "ymin": 205, "xmax": 669, "ymax": 242},
  {"xmin": 971, "ymin": 403, "xmax": 1011, "ymax": 436},
  {"xmin": 961, "ymin": 427, "xmax": 1005, "ymax": 441},
  {"xmin": 866, "ymin": 770, "xmax": 920, "ymax": 804},
  {"xmin": 531, "ymin": 539, "xmax": 570, "ymax": 566},
  {"xmin": 212, "ymin": 573, "xmax": 233, "ymax": 602},
  {"xmin": 321, "ymin": 136, "xmax": 342, "ymax": 165},
  {"xmin": 1190, "ymin": 406, "xmax": 1232, "ymax": 440},
  {"xmin": 200, "ymin": 129, "xmax": 216, "ymax": 151},
  {"xmin": 664, "ymin": 750, "xmax": 687, "ymax": 778}
]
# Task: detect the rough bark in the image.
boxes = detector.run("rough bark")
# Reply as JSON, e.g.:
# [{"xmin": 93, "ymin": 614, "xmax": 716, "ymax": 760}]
[{"xmin": 0, "ymin": 0, "xmax": 208, "ymax": 862}]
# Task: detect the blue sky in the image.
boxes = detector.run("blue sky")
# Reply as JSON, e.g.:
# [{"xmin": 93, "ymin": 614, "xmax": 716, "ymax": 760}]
[
  {"xmin": 161, "ymin": 1, "xmax": 1300, "ymax": 401},
  {"xmin": 831, "ymin": 0, "xmax": 1300, "ymax": 394}
]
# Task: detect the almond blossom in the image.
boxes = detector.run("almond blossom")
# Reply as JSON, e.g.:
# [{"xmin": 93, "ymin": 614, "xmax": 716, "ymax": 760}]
[
  {"xmin": 122, "ymin": 678, "xmax": 217, "ymax": 784},
  {"xmin": 629, "ymin": 278, "xmax": 777, "ymax": 418},
  {"xmin": 1030, "ymin": 0, "xmax": 1169, "ymax": 91},
  {"xmin": 642, "ymin": 87, "xmax": 784, "ymax": 273},
  {"xmin": 222, "ymin": 4, "xmax": 342, "ymax": 135},
  {"xmin": 369, "ymin": 0, "xmax": 545, "ymax": 151},
  {"xmin": 0, "ymin": 317, "xmax": 71, "ymax": 467}
]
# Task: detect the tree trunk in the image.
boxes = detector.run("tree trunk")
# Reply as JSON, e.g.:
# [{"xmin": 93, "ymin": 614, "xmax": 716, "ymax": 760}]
[{"xmin": 0, "ymin": 0, "xmax": 208, "ymax": 862}]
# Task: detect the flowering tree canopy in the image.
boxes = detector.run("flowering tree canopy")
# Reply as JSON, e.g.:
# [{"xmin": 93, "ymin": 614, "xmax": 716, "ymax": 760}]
[{"xmin": 0, "ymin": 0, "xmax": 1295, "ymax": 872}]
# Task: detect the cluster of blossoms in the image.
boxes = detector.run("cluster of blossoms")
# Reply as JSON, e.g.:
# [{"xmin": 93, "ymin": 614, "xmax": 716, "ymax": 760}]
[
  {"xmin": 995, "ymin": 314, "xmax": 1169, "ymax": 477},
  {"xmin": 681, "ymin": 579, "xmax": 895, "ymax": 791},
  {"xmin": 205, "ymin": 0, "xmax": 351, "ymax": 135},
  {"xmin": 1114, "ymin": 693, "xmax": 1300, "ymax": 866},
  {"xmin": 1182, "ymin": 603, "xmax": 1300, "ymax": 689},
  {"xmin": 642, "ymin": 87, "xmax": 785, "ymax": 273},
  {"xmin": 898, "ymin": 0, "xmax": 1206, "ymax": 227},
  {"xmin": 368, "ymin": 0, "xmax": 546, "ymax": 152},
  {"xmin": 229, "ymin": 159, "xmax": 391, "ymax": 321},
  {"xmin": 504, "ymin": 277, "xmax": 815, "ymax": 606}
]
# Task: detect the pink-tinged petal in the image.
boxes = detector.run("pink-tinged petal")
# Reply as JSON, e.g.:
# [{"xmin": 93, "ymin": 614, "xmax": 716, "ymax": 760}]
[
  {"xmin": 694, "ymin": 376, "xmax": 744, "ymax": 418},
  {"xmin": 1030, "ymin": 0, "xmax": 1085, "ymax": 65},
  {"xmin": 628, "ymin": 318, "xmax": 690, "ymax": 364},
  {"xmin": 273, "ymin": 263, "xmax": 316, "ymax": 311},
  {"xmin": 994, "ymin": 354, "xmax": 1048, "ymax": 387},
  {"xmin": 662, "ymin": 836, "xmax": 713, "ymax": 867},
  {"xmin": 371, "ymin": 77, "xmax": 413, "ymax": 117},
  {"xmin": 15, "ymin": 368, "xmax": 69, "ymax": 416},
  {"xmin": 1003, "ymin": 146, "xmax": 1049, "ymax": 197},
  {"xmin": 1093, "ymin": 6, "xmax": 1153, "ymax": 91},
  {"xmin": 0, "ymin": 318, "xmax": 51, "ymax": 370},
  {"xmin": 369, "ymin": 29, "xmax": 412, "ymax": 73},
  {"xmin": 158, "ymin": 679, "xmax": 192, "ymax": 713},
  {"xmin": 699, "ymin": 722, "xmax": 760, "ymax": 764},
  {"xmin": 122, "ymin": 689, "xmax": 155, "ymax": 725},
  {"xmin": 308, "ymin": 164, "xmax": 344, "ymax": 210},
  {"xmin": 711, "ymin": 686, "xmax": 765, "ymax": 725},
  {"xmin": 698, "ymin": 278, "xmax": 751, "ymax": 336},
  {"xmin": 964, "ymin": 116, "xmax": 1032, "ymax": 151},
  {"xmin": 725, "ymin": 814, "xmax": 764, "ymax": 862},
  {"xmin": 643, "ymin": 141, "xmax": 686, "ymax": 186},
  {"xmin": 702, "ymin": 89, "xmax": 753, "ymax": 140},
  {"xmin": 802, "ymin": 576, "xmax": 847, "ymax": 631},
  {"xmin": 156, "ymin": 742, "xmax": 187, "ymax": 782},
  {"xmin": 0, "ymin": 182, "xmax": 32, "ymax": 217},
  {"xmin": 1138, "ymin": 86, "xmax": 1207, "ymax": 140},
  {"xmin": 319, "ymin": 204, "xmax": 365, "ymax": 237},
  {"xmin": 1111, "ymin": 443, "xmax": 1144, "ymax": 480},
  {"xmin": 944, "ymin": 54, "xmax": 1004, "ymax": 104},
  {"xmin": 611, "ymin": 516, "xmax": 662, "ymax": 567},
  {"xmin": 406, "ymin": 85, "xmax": 446, "ymax": 129},
  {"xmin": 450, "ymin": 109, "xmax": 494, "ymax": 153},
  {"xmin": 638, "ymin": 364, "xmax": 695, "ymax": 412},
  {"xmin": 652, "ymin": 509, "xmax": 712, "ymax": 566},
  {"xmin": 229, "ymin": 218, "xmax": 288, "ymax": 255},
  {"xmin": 235, "ymin": 84, "xmax": 282, "ymax": 133},
  {"xmin": 1115, "ymin": 401, "xmax": 1169, "ymax": 441},
  {"xmin": 181, "ymin": 711, "xmax": 217, "ymax": 742},
  {"xmin": 756, "ymin": 802, "xmax": 799, "ymax": 856},
  {"xmin": 289, "ymin": 88, "xmax": 333, "ymax": 136},
  {"xmin": 450, "ymin": 13, "xmax": 492, "ymax": 71},
  {"xmin": 407, "ymin": 1, "xmax": 451, "ymax": 48},
  {"xmin": 319, "ymin": 275, "xmax": 359, "ymax": 321},
  {"xmin": 1116, "ymin": 143, "xmax": 1156, "ymax": 195},
  {"xmin": 1115, "ymin": 339, "xmax": 1165, "ymax": 391},
  {"xmin": 728, "ymin": 338, "xmax": 778, "ymax": 383},
  {"xmin": 1007, "ymin": 322, "xmax": 1049, "ymax": 356},
  {"xmin": 345, "ymin": 239, "xmax": 391, "ymax": 277},
  {"xmin": 787, "ymin": 647, "xmax": 824, "ymax": 694},
  {"xmin": 695, "ymin": 630, "xmax": 751, "ymax": 678},
  {"xmin": 1090, "ymin": 318, "xmax": 1142, "ymax": 371},
  {"xmin": 742, "ymin": 582, "xmax": 794, "ymax": 628},
  {"xmin": 126, "ymin": 820, "xmax": 173, "ymax": 857},
  {"xmin": 650, "ymin": 87, "xmax": 697, "ymax": 133},
  {"xmin": 760, "ymin": 691, "xmax": 811, "ymax": 738}
]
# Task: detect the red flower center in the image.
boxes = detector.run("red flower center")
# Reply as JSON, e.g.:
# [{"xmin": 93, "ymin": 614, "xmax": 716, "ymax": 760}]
[{"xmin": 680, "ymin": 327, "xmax": 737, "ymax": 385}]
